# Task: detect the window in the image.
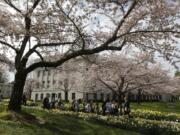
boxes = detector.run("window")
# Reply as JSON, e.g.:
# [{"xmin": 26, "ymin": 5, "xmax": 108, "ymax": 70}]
[
  {"xmin": 35, "ymin": 93, "xmax": 38, "ymax": 101},
  {"xmin": 37, "ymin": 71, "xmax": 40, "ymax": 78},
  {"xmin": 58, "ymin": 93, "xmax": 61, "ymax": 99},
  {"xmin": 40, "ymin": 93, "xmax": 43, "ymax": 100},
  {"xmin": 46, "ymin": 93, "xmax": 50, "ymax": 97},
  {"xmin": 53, "ymin": 80, "xmax": 56, "ymax": 85},
  {"xmin": 42, "ymin": 81, "xmax": 45, "ymax": 88},
  {"xmin": 72, "ymin": 93, "xmax": 76, "ymax": 100}
]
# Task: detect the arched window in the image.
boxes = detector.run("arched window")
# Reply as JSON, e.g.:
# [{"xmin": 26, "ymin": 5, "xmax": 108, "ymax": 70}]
[{"xmin": 40, "ymin": 93, "xmax": 44, "ymax": 100}]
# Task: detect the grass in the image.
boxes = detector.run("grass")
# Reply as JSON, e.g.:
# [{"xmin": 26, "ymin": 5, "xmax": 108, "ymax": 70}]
[
  {"xmin": 1, "ymin": 100, "xmax": 180, "ymax": 135},
  {"xmin": 131, "ymin": 101, "xmax": 180, "ymax": 113},
  {"xmin": 0, "ymin": 102, "xmax": 142, "ymax": 135}
]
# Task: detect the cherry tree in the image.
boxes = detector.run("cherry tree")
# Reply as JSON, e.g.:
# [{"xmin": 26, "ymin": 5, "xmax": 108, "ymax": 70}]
[
  {"xmin": 87, "ymin": 54, "xmax": 169, "ymax": 111},
  {"xmin": 0, "ymin": 0, "xmax": 179, "ymax": 111}
]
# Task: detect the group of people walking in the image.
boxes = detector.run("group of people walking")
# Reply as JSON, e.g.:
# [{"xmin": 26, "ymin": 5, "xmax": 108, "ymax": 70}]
[{"xmin": 43, "ymin": 96, "xmax": 131, "ymax": 116}]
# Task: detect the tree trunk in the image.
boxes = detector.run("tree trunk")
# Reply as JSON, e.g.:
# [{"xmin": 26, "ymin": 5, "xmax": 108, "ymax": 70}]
[
  {"xmin": 118, "ymin": 94, "xmax": 123, "ymax": 115},
  {"xmin": 137, "ymin": 89, "xmax": 142, "ymax": 105},
  {"xmin": 8, "ymin": 71, "xmax": 27, "ymax": 111}
]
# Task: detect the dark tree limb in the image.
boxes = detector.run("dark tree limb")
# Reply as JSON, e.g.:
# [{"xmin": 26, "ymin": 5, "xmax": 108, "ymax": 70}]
[
  {"xmin": 117, "ymin": 30, "xmax": 180, "ymax": 39},
  {"xmin": 0, "ymin": 40, "xmax": 17, "ymax": 52},
  {"xmin": 26, "ymin": 44, "xmax": 125, "ymax": 73},
  {"xmin": 23, "ymin": 41, "xmax": 75, "ymax": 61},
  {"xmin": 107, "ymin": 0, "xmax": 137, "ymax": 44},
  {"xmin": 4, "ymin": 0, "xmax": 22, "ymax": 13},
  {"xmin": 32, "ymin": 0, "xmax": 41, "ymax": 10}
]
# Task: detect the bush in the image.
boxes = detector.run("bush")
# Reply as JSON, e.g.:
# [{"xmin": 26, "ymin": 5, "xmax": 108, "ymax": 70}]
[{"xmin": 131, "ymin": 109, "xmax": 180, "ymax": 122}]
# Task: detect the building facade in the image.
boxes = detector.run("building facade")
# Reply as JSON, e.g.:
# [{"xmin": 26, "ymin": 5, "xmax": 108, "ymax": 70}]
[{"xmin": 31, "ymin": 57, "xmax": 93, "ymax": 101}]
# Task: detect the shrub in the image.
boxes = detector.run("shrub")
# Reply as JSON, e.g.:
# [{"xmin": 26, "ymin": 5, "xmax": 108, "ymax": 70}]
[{"xmin": 131, "ymin": 109, "xmax": 180, "ymax": 122}]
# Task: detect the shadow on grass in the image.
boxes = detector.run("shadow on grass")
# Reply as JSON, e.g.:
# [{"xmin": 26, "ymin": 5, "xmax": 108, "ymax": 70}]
[
  {"xmin": 0, "ymin": 102, "xmax": 141, "ymax": 135},
  {"xmin": 19, "ymin": 111, "xmax": 141, "ymax": 135}
]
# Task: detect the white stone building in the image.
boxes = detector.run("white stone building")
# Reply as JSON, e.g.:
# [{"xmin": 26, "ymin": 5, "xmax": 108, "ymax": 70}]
[{"xmin": 31, "ymin": 57, "xmax": 101, "ymax": 101}]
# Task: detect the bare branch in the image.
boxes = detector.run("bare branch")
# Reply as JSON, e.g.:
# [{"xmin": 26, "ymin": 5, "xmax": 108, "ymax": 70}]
[
  {"xmin": 26, "ymin": 44, "xmax": 125, "ymax": 73},
  {"xmin": 32, "ymin": 0, "xmax": 41, "ymax": 10},
  {"xmin": 23, "ymin": 41, "xmax": 75, "ymax": 60},
  {"xmin": 34, "ymin": 50, "xmax": 48, "ymax": 71},
  {"xmin": 98, "ymin": 76, "xmax": 116, "ymax": 93},
  {"xmin": 127, "ymin": 81, "xmax": 166, "ymax": 92},
  {"xmin": 117, "ymin": 30, "xmax": 180, "ymax": 39},
  {"xmin": 0, "ymin": 40, "xmax": 17, "ymax": 52},
  {"xmin": 106, "ymin": 0, "xmax": 137, "ymax": 44},
  {"xmin": 56, "ymin": 0, "xmax": 85, "ymax": 49},
  {"xmin": 4, "ymin": 0, "xmax": 22, "ymax": 13}
]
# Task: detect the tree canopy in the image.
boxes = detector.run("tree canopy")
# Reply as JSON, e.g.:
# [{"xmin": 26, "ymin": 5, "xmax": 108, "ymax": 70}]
[{"xmin": 0, "ymin": 0, "xmax": 179, "ymax": 111}]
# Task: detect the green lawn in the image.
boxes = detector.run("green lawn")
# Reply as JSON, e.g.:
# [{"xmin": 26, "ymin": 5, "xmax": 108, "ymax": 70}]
[
  {"xmin": 0, "ymin": 102, "xmax": 141, "ymax": 135},
  {"xmin": 1, "ymin": 101, "xmax": 180, "ymax": 135},
  {"xmin": 131, "ymin": 101, "xmax": 180, "ymax": 113}
]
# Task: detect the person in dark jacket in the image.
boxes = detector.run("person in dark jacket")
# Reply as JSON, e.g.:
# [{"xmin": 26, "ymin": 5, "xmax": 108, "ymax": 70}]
[
  {"xmin": 43, "ymin": 96, "xmax": 50, "ymax": 109},
  {"xmin": 22, "ymin": 94, "xmax": 27, "ymax": 106},
  {"xmin": 102, "ymin": 101, "xmax": 106, "ymax": 115}
]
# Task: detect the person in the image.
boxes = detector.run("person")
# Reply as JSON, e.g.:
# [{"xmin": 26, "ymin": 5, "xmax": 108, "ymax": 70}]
[
  {"xmin": 105, "ymin": 100, "xmax": 112, "ymax": 115},
  {"xmin": 111, "ymin": 100, "xmax": 115, "ymax": 115},
  {"xmin": 22, "ymin": 94, "xmax": 27, "ymax": 106},
  {"xmin": 59, "ymin": 102, "xmax": 65, "ymax": 110},
  {"xmin": 90, "ymin": 100, "xmax": 95, "ymax": 113},
  {"xmin": 72, "ymin": 99, "xmax": 75, "ymax": 111},
  {"xmin": 85, "ymin": 101, "xmax": 91, "ymax": 113},
  {"xmin": 124, "ymin": 96, "xmax": 130, "ymax": 116},
  {"xmin": 43, "ymin": 96, "xmax": 50, "ymax": 109},
  {"xmin": 82, "ymin": 99, "xmax": 86, "ymax": 112},
  {"xmin": 102, "ymin": 101, "xmax": 106, "ymax": 115},
  {"xmin": 51, "ymin": 97, "xmax": 56, "ymax": 109},
  {"xmin": 114, "ymin": 101, "xmax": 119, "ymax": 115},
  {"xmin": 30, "ymin": 100, "xmax": 37, "ymax": 106},
  {"xmin": 58, "ymin": 98, "xmax": 64, "ymax": 110},
  {"xmin": 74, "ymin": 100, "xmax": 79, "ymax": 112},
  {"xmin": 95, "ymin": 102, "xmax": 100, "ymax": 114}
]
